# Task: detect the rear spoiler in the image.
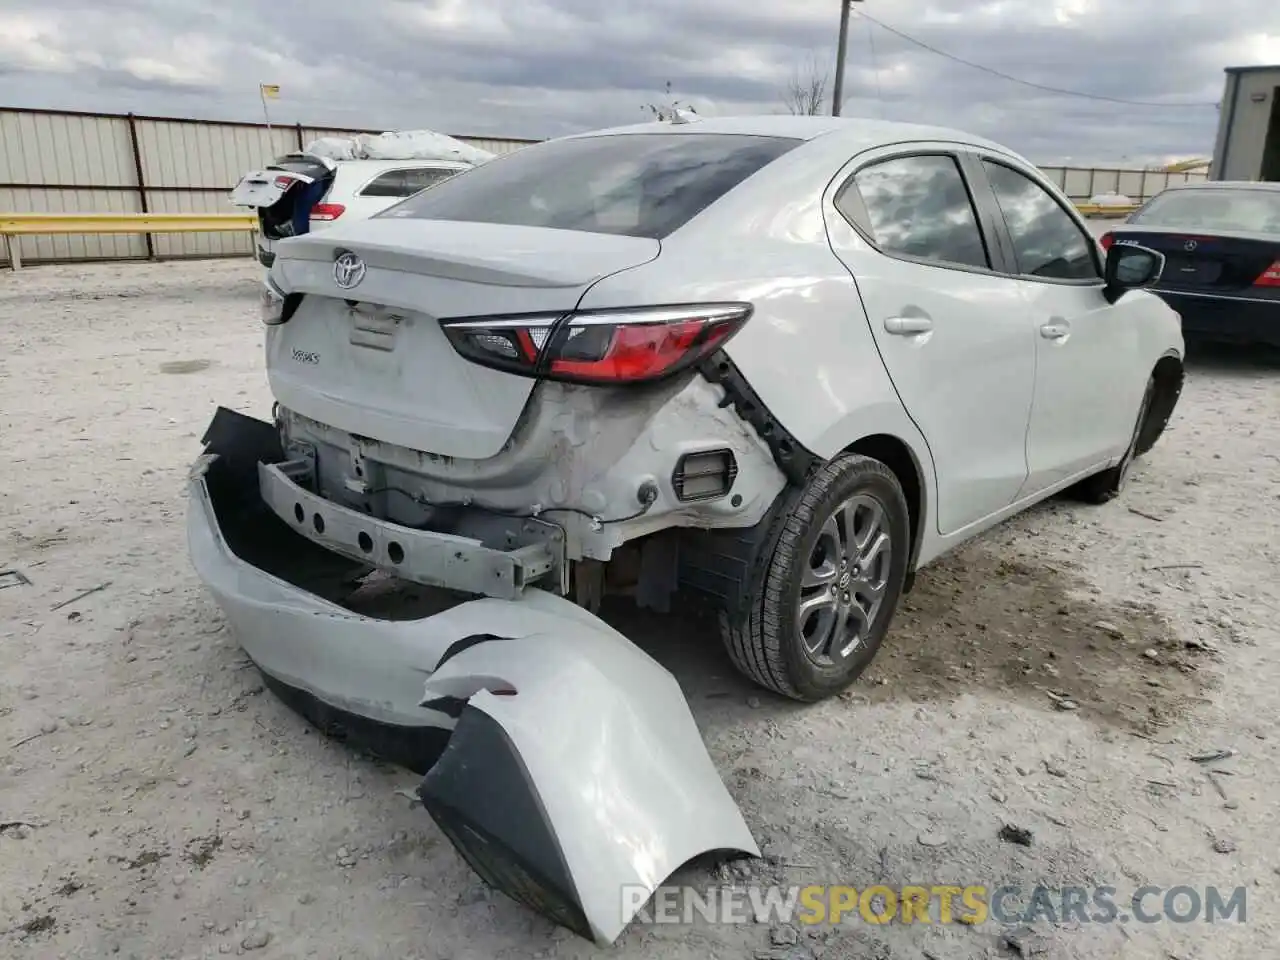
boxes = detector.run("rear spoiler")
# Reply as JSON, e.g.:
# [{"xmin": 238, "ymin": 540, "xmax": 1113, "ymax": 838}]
[{"xmin": 268, "ymin": 154, "xmax": 338, "ymax": 180}]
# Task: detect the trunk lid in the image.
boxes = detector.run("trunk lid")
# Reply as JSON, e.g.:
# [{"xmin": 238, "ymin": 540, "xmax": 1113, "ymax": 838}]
[
  {"xmin": 1111, "ymin": 226, "xmax": 1280, "ymax": 293},
  {"xmin": 230, "ymin": 156, "xmax": 336, "ymax": 241},
  {"xmin": 229, "ymin": 169, "xmax": 310, "ymax": 210},
  {"xmin": 267, "ymin": 219, "xmax": 661, "ymax": 459}
]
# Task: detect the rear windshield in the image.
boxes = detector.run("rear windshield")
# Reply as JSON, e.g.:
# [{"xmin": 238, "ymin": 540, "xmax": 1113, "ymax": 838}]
[
  {"xmin": 377, "ymin": 133, "xmax": 801, "ymax": 239},
  {"xmin": 1129, "ymin": 188, "xmax": 1280, "ymax": 235}
]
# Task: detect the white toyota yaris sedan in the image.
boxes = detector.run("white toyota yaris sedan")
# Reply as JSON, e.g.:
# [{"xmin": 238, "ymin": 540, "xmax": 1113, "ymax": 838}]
[{"xmin": 188, "ymin": 114, "xmax": 1183, "ymax": 942}]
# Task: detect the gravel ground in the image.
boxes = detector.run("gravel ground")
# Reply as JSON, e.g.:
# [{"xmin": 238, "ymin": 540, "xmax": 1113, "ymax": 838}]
[{"xmin": 1, "ymin": 258, "xmax": 1278, "ymax": 960}]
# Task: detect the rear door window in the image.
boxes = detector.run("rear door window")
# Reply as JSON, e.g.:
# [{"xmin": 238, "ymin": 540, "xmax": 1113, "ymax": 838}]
[
  {"xmin": 402, "ymin": 168, "xmax": 458, "ymax": 193},
  {"xmin": 839, "ymin": 155, "xmax": 991, "ymax": 270},
  {"xmin": 359, "ymin": 167, "xmax": 457, "ymax": 198},
  {"xmin": 379, "ymin": 133, "xmax": 801, "ymax": 239}
]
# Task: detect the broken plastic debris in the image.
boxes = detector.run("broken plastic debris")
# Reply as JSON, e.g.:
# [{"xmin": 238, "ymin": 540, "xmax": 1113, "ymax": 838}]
[{"xmin": 416, "ymin": 621, "xmax": 759, "ymax": 944}]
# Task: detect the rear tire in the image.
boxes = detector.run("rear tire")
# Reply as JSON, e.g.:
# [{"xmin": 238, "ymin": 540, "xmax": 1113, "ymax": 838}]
[
  {"xmin": 719, "ymin": 454, "xmax": 910, "ymax": 702},
  {"xmin": 1074, "ymin": 375, "xmax": 1155, "ymax": 505}
]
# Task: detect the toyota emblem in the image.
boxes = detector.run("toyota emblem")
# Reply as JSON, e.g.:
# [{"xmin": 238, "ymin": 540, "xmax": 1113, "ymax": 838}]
[
  {"xmin": 1183, "ymin": 239, "xmax": 1198, "ymax": 252},
  {"xmin": 333, "ymin": 251, "xmax": 366, "ymax": 290}
]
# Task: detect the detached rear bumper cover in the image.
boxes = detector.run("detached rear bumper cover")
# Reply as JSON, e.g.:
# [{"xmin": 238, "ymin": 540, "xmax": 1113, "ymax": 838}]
[
  {"xmin": 186, "ymin": 409, "xmax": 758, "ymax": 944},
  {"xmin": 417, "ymin": 620, "xmax": 759, "ymax": 944}
]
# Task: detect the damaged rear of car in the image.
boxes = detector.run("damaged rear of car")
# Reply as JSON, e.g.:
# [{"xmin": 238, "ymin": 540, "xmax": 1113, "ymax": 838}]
[
  {"xmin": 189, "ymin": 409, "xmax": 758, "ymax": 944},
  {"xmin": 190, "ymin": 128, "xmax": 835, "ymax": 943},
  {"xmin": 253, "ymin": 130, "xmax": 807, "ymax": 599}
]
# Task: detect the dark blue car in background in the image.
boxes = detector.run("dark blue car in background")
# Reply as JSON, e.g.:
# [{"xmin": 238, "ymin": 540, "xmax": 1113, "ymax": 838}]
[{"xmin": 1100, "ymin": 182, "xmax": 1280, "ymax": 347}]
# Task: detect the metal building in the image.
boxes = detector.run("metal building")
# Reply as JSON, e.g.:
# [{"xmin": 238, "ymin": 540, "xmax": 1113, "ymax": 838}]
[{"xmin": 1210, "ymin": 64, "xmax": 1280, "ymax": 182}]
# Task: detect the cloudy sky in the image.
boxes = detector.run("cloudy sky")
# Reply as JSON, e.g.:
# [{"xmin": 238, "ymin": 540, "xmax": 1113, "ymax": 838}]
[{"xmin": 1, "ymin": 0, "xmax": 1276, "ymax": 163}]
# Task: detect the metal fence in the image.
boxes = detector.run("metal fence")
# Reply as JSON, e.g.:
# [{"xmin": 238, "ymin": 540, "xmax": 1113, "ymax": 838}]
[
  {"xmin": 0, "ymin": 107, "xmax": 534, "ymax": 265},
  {"xmin": 1, "ymin": 106, "xmax": 1208, "ymax": 267},
  {"xmin": 1038, "ymin": 165, "xmax": 1208, "ymax": 203}
]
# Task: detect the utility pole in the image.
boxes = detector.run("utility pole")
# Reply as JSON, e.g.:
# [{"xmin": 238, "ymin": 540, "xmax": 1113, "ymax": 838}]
[{"xmin": 831, "ymin": 0, "xmax": 864, "ymax": 117}]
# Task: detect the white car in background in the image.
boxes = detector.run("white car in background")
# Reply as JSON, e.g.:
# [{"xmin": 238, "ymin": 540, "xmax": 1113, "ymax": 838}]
[
  {"xmin": 190, "ymin": 114, "xmax": 1185, "ymax": 946},
  {"xmin": 230, "ymin": 157, "xmax": 470, "ymax": 268},
  {"xmin": 229, "ymin": 130, "xmax": 493, "ymax": 270}
]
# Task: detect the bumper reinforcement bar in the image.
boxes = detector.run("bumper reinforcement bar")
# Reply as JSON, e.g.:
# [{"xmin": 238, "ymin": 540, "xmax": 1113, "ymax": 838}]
[{"xmin": 258, "ymin": 461, "xmax": 562, "ymax": 601}]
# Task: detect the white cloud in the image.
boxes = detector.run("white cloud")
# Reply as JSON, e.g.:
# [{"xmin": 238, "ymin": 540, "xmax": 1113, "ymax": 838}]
[
  {"xmin": 0, "ymin": 14, "xmax": 78, "ymax": 72},
  {"xmin": 0, "ymin": 0, "xmax": 1264, "ymax": 162}
]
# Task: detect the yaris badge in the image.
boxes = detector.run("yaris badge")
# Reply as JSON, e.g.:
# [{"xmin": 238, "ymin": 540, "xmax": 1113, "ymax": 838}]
[{"xmin": 333, "ymin": 251, "xmax": 366, "ymax": 290}]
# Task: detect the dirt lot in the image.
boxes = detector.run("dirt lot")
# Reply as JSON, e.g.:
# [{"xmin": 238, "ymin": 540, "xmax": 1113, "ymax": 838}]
[{"xmin": 2, "ymin": 258, "xmax": 1278, "ymax": 960}]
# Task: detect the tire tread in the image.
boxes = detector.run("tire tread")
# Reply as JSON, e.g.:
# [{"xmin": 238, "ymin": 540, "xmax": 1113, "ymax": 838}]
[{"xmin": 720, "ymin": 454, "xmax": 904, "ymax": 700}]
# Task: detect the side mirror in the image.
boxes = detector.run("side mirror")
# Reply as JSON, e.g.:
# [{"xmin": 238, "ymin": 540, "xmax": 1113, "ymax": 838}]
[{"xmin": 1103, "ymin": 243, "xmax": 1164, "ymax": 304}]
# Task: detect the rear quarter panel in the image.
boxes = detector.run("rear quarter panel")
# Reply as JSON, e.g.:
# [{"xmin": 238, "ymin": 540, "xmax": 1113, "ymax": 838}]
[{"xmin": 575, "ymin": 135, "xmax": 936, "ymax": 513}]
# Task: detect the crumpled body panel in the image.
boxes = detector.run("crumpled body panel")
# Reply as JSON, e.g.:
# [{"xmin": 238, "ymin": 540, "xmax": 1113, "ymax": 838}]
[
  {"xmin": 417, "ymin": 620, "xmax": 759, "ymax": 945},
  {"xmin": 185, "ymin": 409, "xmax": 759, "ymax": 943}
]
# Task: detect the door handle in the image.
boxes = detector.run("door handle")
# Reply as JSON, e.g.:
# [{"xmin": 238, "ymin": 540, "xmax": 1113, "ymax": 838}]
[
  {"xmin": 884, "ymin": 316, "xmax": 933, "ymax": 335},
  {"xmin": 1040, "ymin": 321, "xmax": 1070, "ymax": 340}
]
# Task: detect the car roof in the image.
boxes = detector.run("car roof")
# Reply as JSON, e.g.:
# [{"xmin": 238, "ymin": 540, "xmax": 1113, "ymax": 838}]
[
  {"xmin": 564, "ymin": 114, "xmax": 1013, "ymax": 155},
  {"xmin": 1156, "ymin": 180, "xmax": 1280, "ymax": 193}
]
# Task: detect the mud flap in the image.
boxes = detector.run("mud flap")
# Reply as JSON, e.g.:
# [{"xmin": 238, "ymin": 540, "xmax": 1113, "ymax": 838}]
[{"xmin": 416, "ymin": 623, "xmax": 760, "ymax": 945}]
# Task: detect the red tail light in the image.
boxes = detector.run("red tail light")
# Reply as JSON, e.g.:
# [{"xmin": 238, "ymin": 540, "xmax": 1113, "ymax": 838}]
[
  {"xmin": 440, "ymin": 303, "xmax": 752, "ymax": 385},
  {"xmin": 309, "ymin": 203, "xmax": 346, "ymax": 222},
  {"xmin": 1255, "ymin": 260, "xmax": 1280, "ymax": 287},
  {"xmin": 1099, "ymin": 233, "xmax": 1113, "ymax": 251},
  {"xmin": 272, "ymin": 174, "xmax": 297, "ymax": 189}
]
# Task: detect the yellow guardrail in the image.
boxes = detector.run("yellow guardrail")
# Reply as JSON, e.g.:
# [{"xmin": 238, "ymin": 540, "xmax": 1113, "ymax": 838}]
[
  {"xmin": 1074, "ymin": 203, "xmax": 1140, "ymax": 218},
  {"xmin": 1161, "ymin": 159, "xmax": 1210, "ymax": 174},
  {"xmin": 1, "ymin": 213, "xmax": 258, "ymax": 270}
]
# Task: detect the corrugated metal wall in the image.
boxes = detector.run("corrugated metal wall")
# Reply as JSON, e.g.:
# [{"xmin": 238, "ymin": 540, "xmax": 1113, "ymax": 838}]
[
  {"xmin": 2, "ymin": 106, "xmax": 1210, "ymax": 267},
  {"xmin": 1210, "ymin": 67, "xmax": 1280, "ymax": 182},
  {"xmin": 0, "ymin": 110, "xmax": 146, "ymax": 261},
  {"xmin": 0, "ymin": 107, "xmax": 537, "ymax": 266},
  {"xmin": 1039, "ymin": 165, "xmax": 1209, "ymax": 201}
]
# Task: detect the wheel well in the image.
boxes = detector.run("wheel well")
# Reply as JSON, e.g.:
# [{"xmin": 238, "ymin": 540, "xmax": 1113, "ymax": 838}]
[
  {"xmin": 844, "ymin": 434, "xmax": 924, "ymax": 577},
  {"xmin": 1137, "ymin": 355, "xmax": 1184, "ymax": 457},
  {"xmin": 666, "ymin": 433, "xmax": 928, "ymax": 610}
]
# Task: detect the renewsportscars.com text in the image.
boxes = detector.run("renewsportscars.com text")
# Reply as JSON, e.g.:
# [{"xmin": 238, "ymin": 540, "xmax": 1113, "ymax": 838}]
[{"xmin": 622, "ymin": 884, "xmax": 1248, "ymax": 927}]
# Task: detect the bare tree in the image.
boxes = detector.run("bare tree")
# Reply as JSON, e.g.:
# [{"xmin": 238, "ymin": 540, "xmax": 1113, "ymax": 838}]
[{"xmin": 783, "ymin": 59, "xmax": 829, "ymax": 116}]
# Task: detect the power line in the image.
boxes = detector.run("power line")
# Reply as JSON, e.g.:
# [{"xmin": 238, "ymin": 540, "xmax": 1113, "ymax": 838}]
[
  {"xmin": 854, "ymin": 9, "xmax": 1220, "ymax": 109},
  {"xmin": 863, "ymin": 9, "xmax": 884, "ymax": 118}
]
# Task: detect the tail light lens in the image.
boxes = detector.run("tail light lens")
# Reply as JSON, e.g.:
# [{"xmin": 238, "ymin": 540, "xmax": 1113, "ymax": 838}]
[
  {"xmin": 440, "ymin": 303, "xmax": 752, "ymax": 385},
  {"xmin": 272, "ymin": 174, "xmax": 297, "ymax": 189},
  {"xmin": 260, "ymin": 279, "xmax": 304, "ymax": 326},
  {"xmin": 1099, "ymin": 233, "xmax": 1113, "ymax": 251},
  {"xmin": 1254, "ymin": 260, "xmax": 1280, "ymax": 287},
  {"xmin": 309, "ymin": 203, "xmax": 346, "ymax": 222}
]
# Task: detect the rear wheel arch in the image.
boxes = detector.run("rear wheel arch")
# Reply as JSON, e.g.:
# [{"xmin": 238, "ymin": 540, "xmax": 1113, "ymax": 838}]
[
  {"xmin": 841, "ymin": 433, "xmax": 927, "ymax": 579},
  {"xmin": 718, "ymin": 451, "xmax": 911, "ymax": 701}
]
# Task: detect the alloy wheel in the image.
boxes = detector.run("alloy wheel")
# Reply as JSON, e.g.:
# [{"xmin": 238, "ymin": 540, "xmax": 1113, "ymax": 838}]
[{"xmin": 796, "ymin": 494, "xmax": 893, "ymax": 665}]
